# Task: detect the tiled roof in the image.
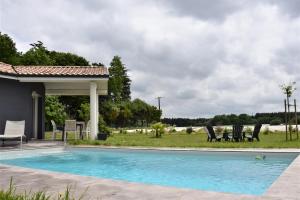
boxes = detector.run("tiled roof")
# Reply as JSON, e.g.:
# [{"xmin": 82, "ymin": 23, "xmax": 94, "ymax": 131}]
[
  {"xmin": 0, "ymin": 62, "xmax": 108, "ymax": 77},
  {"xmin": 0, "ymin": 62, "xmax": 17, "ymax": 75}
]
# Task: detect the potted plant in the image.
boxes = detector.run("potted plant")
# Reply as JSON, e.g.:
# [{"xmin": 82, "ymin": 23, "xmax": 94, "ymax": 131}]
[{"xmin": 97, "ymin": 116, "xmax": 110, "ymax": 140}]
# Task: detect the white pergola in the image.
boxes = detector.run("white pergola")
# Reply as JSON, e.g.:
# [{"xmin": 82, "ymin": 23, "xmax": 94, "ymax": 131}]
[
  {"xmin": 0, "ymin": 63, "xmax": 109, "ymax": 139},
  {"xmin": 19, "ymin": 76, "xmax": 108, "ymax": 139}
]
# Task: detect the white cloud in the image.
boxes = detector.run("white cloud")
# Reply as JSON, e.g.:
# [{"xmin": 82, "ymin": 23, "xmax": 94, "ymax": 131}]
[{"xmin": 1, "ymin": 0, "xmax": 300, "ymax": 117}]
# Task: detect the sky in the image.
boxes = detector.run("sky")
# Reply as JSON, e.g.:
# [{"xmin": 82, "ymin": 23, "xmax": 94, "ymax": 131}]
[{"xmin": 1, "ymin": 0, "xmax": 300, "ymax": 118}]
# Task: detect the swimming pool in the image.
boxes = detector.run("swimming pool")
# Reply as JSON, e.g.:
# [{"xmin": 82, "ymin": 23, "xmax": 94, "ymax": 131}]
[{"xmin": 0, "ymin": 148, "xmax": 297, "ymax": 195}]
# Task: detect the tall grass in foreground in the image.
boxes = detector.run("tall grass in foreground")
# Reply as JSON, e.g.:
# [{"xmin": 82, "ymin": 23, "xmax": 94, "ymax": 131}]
[{"xmin": 0, "ymin": 178, "xmax": 86, "ymax": 200}]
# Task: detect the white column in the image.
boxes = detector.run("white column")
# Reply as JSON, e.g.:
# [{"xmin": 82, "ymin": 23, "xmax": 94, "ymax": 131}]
[
  {"xmin": 96, "ymin": 94, "xmax": 99, "ymax": 123},
  {"xmin": 90, "ymin": 82, "xmax": 97, "ymax": 139}
]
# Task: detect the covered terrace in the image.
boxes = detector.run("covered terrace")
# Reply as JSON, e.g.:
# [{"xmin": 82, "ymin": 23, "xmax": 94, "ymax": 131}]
[{"xmin": 0, "ymin": 62, "xmax": 109, "ymax": 140}]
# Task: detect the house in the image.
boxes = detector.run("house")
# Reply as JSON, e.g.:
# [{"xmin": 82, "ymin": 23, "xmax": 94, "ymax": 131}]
[{"xmin": 0, "ymin": 62, "xmax": 109, "ymax": 140}]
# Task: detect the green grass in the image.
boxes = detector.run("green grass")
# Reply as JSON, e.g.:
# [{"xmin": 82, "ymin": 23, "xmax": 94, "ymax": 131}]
[{"xmin": 45, "ymin": 130, "xmax": 300, "ymax": 148}]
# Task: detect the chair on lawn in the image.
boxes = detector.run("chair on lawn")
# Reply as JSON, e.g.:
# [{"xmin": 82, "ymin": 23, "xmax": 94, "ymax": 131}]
[
  {"xmin": 64, "ymin": 120, "xmax": 78, "ymax": 140},
  {"xmin": 205, "ymin": 125, "xmax": 222, "ymax": 142},
  {"xmin": 228, "ymin": 124, "xmax": 244, "ymax": 142},
  {"xmin": 245, "ymin": 123, "xmax": 262, "ymax": 141},
  {"xmin": 50, "ymin": 120, "xmax": 63, "ymax": 141},
  {"xmin": 0, "ymin": 120, "xmax": 26, "ymax": 148}
]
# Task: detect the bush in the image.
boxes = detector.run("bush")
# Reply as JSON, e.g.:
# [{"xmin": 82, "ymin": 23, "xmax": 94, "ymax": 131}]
[
  {"xmin": 119, "ymin": 129, "xmax": 127, "ymax": 134},
  {"xmin": 186, "ymin": 127, "xmax": 193, "ymax": 134},
  {"xmin": 98, "ymin": 115, "xmax": 110, "ymax": 135},
  {"xmin": 270, "ymin": 118, "xmax": 282, "ymax": 125},
  {"xmin": 215, "ymin": 126, "xmax": 223, "ymax": 135},
  {"xmin": 77, "ymin": 103, "xmax": 90, "ymax": 124},
  {"xmin": 151, "ymin": 122, "xmax": 166, "ymax": 138},
  {"xmin": 45, "ymin": 96, "xmax": 67, "ymax": 130},
  {"xmin": 263, "ymin": 127, "xmax": 271, "ymax": 135},
  {"xmin": 244, "ymin": 127, "xmax": 252, "ymax": 134},
  {"xmin": 168, "ymin": 126, "xmax": 177, "ymax": 133}
]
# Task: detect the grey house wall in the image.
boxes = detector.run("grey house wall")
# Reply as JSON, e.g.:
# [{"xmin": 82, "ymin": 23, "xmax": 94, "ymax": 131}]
[{"xmin": 0, "ymin": 78, "xmax": 45, "ymax": 139}]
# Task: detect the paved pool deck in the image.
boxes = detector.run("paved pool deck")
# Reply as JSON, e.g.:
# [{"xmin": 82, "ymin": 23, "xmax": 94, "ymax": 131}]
[{"xmin": 0, "ymin": 144, "xmax": 300, "ymax": 200}]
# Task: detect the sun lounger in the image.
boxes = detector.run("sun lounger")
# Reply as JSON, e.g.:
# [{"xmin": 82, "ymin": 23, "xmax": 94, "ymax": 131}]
[
  {"xmin": 228, "ymin": 124, "xmax": 244, "ymax": 142},
  {"xmin": 0, "ymin": 120, "xmax": 26, "ymax": 147},
  {"xmin": 245, "ymin": 124, "xmax": 262, "ymax": 141},
  {"xmin": 205, "ymin": 125, "xmax": 222, "ymax": 142}
]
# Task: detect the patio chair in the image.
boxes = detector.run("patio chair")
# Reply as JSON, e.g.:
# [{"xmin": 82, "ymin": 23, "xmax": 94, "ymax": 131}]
[
  {"xmin": 0, "ymin": 120, "xmax": 26, "ymax": 147},
  {"xmin": 205, "ymin": 125, "xmax": 222, "ymax": 142},
  {"xmin": 228, "ymin": 124, "xmax": 244, "ymax": 142},
  {"xmin": 64, "ymin": 120, "xmax": 78, "ymax": 140},
  {"xmin": 51, "ymin": 120, "xmax": 63, "ymax": 141},
  {"xmin": 245, "ymin": 124, "xmax": 262, "ymax": 142},
  {"xmin": 222, "ymin": 130, "xmax": 230, "ymax": 141},
  {"xmin": 82, "ymin": 120, "xmax": 91, "ymax": 139}
]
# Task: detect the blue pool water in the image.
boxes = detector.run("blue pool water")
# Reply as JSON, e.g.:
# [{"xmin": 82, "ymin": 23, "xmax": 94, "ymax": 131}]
[{"xmin": 0, "ymin": 148, "xmax": 297, "ymax": 195}]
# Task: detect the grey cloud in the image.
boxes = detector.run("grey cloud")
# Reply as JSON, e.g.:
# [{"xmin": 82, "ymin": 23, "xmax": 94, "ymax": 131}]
[
  {"xmin": 1, "ymin": 0, "xmax": 300, "ymax": 118},
  {"xmin": 161, "ymin": 0, "xmax": 246, "ymax": 21}
]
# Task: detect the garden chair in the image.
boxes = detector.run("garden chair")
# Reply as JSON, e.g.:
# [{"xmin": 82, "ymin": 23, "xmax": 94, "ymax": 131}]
[
  {"xmin": 205, "ymin": 125, "xmax": 222, "ymax": 142},
  {"xmin": 64, "ymin": 120, "xmax": 78, "ymax": 140},
  {"xmin": 0, "ymin": 120, "xmax": 26, "ymax": 148},
  {"xmin": 222, "ymin": 130, "xmax": 230, "ymax": 141},
  {"xmin": 228, "ymin": 124, "xmax": 244, "ymax": 142},
  {"xmin": 245, "ymin": 124, "xmax": 262, "ymax": 141},
  {"xmin": 51, "ymin": 120, "xmax": 63, "ymax": 140},
  {"xmin": 82, "ymin": 120, "xmax": 91, "ymax": 139}
]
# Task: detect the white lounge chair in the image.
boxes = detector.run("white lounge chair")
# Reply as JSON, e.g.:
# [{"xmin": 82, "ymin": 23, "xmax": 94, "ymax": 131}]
[{"xmin": 0, "ymin": 120, "xmax": 26, "ymax": 147}]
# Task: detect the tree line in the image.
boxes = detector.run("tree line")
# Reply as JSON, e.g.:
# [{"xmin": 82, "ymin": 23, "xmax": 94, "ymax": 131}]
[
  {"xmin": 0, "ymin": 32, "xmax": 161, "ymax": 129},
  {"xmin": 162, "ymin": 112, "xmax": 300, "ymax": 127}
]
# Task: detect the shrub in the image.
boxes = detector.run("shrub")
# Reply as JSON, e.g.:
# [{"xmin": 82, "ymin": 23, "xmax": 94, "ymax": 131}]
[
  {"xmin": 186, "ymin": 127, "xmax": 193, "ymax": 134},
  {"xmin": 263, "ymin": 127, "xmax": 270, "ymax": 135},
  {"xmin": 45, "ymin": 96, "xmax": 67, "ymax": 130},
  {"xmin": 77, "ymin": 103, "xmax": 90, "ymax": 124},
  {"xmin": 119, "ymin": 129, "xmax": 127, "ymax": 134},
  {"xmin": 215, "ymin": 126, "xmax": 223, "ymax": 135},
  {"xmin": 270, "ymin": 118, "xmax": 282, "ymax": 125},
  {"xmin": 244, "ymin": 127, "xmax": 252, "ymax": 134},
  {"xmin": 98, "ymin": 115, "xmax": 110, "ymax": 135},
  {"xmin": 151, "ymin": 122, "xmax": 166, "ymax": 138}
]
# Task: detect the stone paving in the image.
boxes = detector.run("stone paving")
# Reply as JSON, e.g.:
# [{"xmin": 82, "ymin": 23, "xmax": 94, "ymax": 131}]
[{"xmin": 0, "ymin": 144, "xmax": 300, "ymax": 199}]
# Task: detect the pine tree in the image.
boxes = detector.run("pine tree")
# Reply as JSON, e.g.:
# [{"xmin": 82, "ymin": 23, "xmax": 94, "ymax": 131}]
[{"xmin": 108, "ymin": 56, "xmax": 131, "ymax": 102}]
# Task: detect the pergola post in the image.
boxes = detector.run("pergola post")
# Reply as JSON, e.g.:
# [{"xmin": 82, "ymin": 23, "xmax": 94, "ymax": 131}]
[{"xmin": 90, "ymin": 81, "xmax": 98, "ymax": 139}]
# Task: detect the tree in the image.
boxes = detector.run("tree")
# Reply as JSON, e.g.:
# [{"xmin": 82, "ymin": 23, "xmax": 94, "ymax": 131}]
[
  {"xmin": 59, "ymin": 96, "xmax": 89, "ymax": 119},
  {"xmin": 108, "ymin": 56, "xmax": 131, "ymax": 102},
  {"xmin": 45, "ymin": 96, "xmax": 67, "ymax": 129},
  {"xmin": 49, "ymin": 51, "xmax": 89, "ymax": 66},
  {"xmin": 92, "ymin": 62, "xmax": 105, "ymax": 66},
  {"xmin": 21, "ymin": 41, "xmax": 54, "ymax": 65},
  {"xmin": 0, "ymin": 32, "xmax": 20, "ymax": 64},
  {"xmin": 281, "ymin": 82, "xmax": 296, "ymax": 98},
  {"xmin": 116, "ymin": 101, "xmax": 132, "ymax": 127},
  {"xmin": 78, "ymin": 103, "xmax": 90, "ymax": 124}
]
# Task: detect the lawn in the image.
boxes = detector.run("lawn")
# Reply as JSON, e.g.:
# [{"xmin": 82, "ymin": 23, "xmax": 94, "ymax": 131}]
[{"xmin": 45, "ymin": 130, "xmax": 300, "ymax": 148}]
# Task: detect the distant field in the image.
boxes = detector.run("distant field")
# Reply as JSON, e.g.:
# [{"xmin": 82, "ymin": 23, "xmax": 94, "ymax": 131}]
[{"xmin": 46, "ymin": 130, "xmax": 300, "ymax": 148}]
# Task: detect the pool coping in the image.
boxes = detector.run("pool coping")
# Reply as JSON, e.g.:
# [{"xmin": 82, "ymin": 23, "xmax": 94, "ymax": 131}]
[
  {"xmin": 71, "ymin": 145, "xmax": 300, "ymax": 153},
  {"xmin": 0, "ymin": 147, "xmax": 300, "ymax": 200}
]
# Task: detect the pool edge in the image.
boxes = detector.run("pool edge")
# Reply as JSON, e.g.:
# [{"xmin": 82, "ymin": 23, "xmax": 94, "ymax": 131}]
[{"xmin": 1, "ymin": 147, "xmax": 299, "ymax": 199}]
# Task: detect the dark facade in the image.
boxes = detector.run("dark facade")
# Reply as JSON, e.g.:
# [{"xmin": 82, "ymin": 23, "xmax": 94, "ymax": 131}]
[{"xmin": 0, "ymin": 78, "xmax": 45, "ymax": 139}]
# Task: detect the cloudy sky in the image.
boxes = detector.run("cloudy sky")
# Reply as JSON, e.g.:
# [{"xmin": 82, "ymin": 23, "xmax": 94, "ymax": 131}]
[{"xmin": 1, "ymin": 0, "xmax": 300, "ymax": 118}]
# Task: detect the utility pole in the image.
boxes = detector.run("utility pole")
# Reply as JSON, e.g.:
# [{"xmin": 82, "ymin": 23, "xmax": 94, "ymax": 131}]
[{"xmin": 156, "ymin": 96, "xmax": 163, "ymax": 111}]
